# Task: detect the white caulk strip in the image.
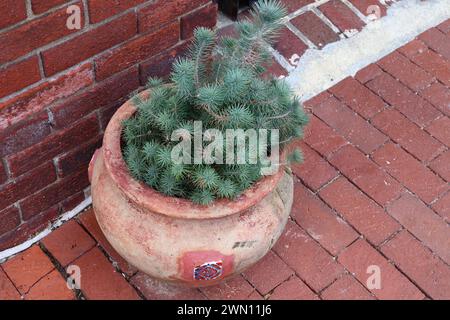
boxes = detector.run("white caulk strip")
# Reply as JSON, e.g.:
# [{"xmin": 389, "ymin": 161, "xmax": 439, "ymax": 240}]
[
  {"xmin": 286, "ymin": 0, "xmax": 450, "ymax": 102},
  {"xmin": 0, "ymin": 196, "xmax": 92, "ymax": 262}
]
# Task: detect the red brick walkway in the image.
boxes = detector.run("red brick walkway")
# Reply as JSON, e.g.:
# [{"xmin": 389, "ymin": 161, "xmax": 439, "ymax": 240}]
[{"xmin": 1, "ymin": 19, "xmax": 449, "ymax": 300}]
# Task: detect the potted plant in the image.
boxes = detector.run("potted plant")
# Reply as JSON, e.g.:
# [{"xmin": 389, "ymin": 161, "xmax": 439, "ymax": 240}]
[{"xmin": 89, "ymin": 0, "xmax": 308, "ymax": 287}]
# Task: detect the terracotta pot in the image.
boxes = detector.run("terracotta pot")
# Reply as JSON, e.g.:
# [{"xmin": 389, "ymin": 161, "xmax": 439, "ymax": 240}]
[{"xmin": 89, "ymin": 95, "xmax": 294, "ymax": 287}]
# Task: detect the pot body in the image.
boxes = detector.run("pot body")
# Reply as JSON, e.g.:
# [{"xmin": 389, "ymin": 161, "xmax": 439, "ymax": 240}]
[
  {"xmin": 89, "ymin": 96, "xmax": 294, "ymax": 287},
  {"xmin": 91, "ymin": 150, "xmax": 293, "ymax": 287}
]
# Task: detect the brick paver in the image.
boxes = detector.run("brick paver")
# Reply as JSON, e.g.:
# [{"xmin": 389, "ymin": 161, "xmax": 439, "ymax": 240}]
[
  {"xmin": 377, "ymin": 51, "xmax": 435, "ymax": 92},
  {"xmin": 381, "ymin": 230, "xmax": 450, "ymax": 300},
  {"xmin": 366, "ymin": 72, "xmax": 442, "ymax": 127},
  {"xmin": 303, "ymin": 115, "xmax": 348, "ymax": 158},
  {"xmin": 419, "ymin": 28, "xmax": 450, "ymax": 60},
  {"xmin": 0, "ymin": 11, "xmax": 449, "ymax": 301},
  {"xmin": 291, "ymin": 181, "xmax": 358, "ymax": 255},
  {"xmin": 291, "ymin": 141, "xmax": 339, "ymax": 191},
  {"xmin": 1, "ymin": 245, "xmax": 54, "ymax": 294},
  {"xmin": 268, "ymin": 276, "xmax": 318, "ymax": 300},
  {"xmin": 273, "ymin": 220, "xmax": 345, "ymax": 292},
  {"xmin": 338, "ymin": 239, "xmax": 425, "ymax": 300},
  {"xmin": 387, "ymin": 194, "xmax": 450, "ymax": 264},
  {"xmin": 71, "ymin": 247, "xmax": 140, "ymax": 300},
  {"xmin": 130, "ymin": 272, "xmax": 206, "ymax": 300},
  {"xmin": 329, "ymin": 144, "xmax": 403, "ymax": 206},
  {"xmin": 373, "ymin": 143, "xmax": 448, "ymax": 204},
  {"xmin": 430, "ymin": 150, "xmax": 450, "ymax": 182},
  {"xmin": 319, "ymin": 177, "xmax": 400, "ymax": 246},
  {"xmin": 371, "ymin": 109, "xmax": 445, "ymax": 162},
  {"xmin": 319, "ymin": 0, "xmax": 365, "ymax": 33},
  {"xmin": 242, "ymin": 250, "xmax": 294, "ymax": 295},
  {"xmin": 200, "ymin": 275, "xmax": 256, "ymax": 300},
  {"xmin": 355, "ymin": 63, "xmax": 383, "ymax": 83},
  {"xmin": 25, "ymin": 269, "xmax": 75, "ymax": 300},
  {"xmin": 0, "ymin": 267, "xmax": 21, "ymax": 300},
  {"xmin": 290, "ymin": 11, "xmax": 339, "ymax": 48},
  {"xmin": 313, "ymin": 96, "xmax": 388, "ymax": 154},
  {"xmin": 419, "ymin": 81, "xmax": 450, "ymax": 116},
  {"xmin": 425, "ymin": 116, "xmax": 450, "ymax": 147},
  {"xmin": 329, "ymin": 77, "xmax": 385, "ymax": 119},
  {"xmin": 41, "ymin": 220, "xmax": 95, "ymax": 267},
  {"xmin": 273, "ymin": 27, "xmax": 308, "ymax": 63},
  {"xmin": 411, "ymin": 49, "xmax": 450, "ymax": 87},
  {"xmin": 432, "ymin": 192, "xmax": 450, "ymax": 222},
  {"xmin": 320, "ymin": 274, "xmax": 374, "ymax": 300}
]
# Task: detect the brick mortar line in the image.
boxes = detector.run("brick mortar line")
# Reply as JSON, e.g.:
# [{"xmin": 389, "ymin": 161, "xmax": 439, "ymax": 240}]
[
  {"xmin": 73, "ymin": 216, "xmax": 147, "ymax": 298},
  {"xmin": 281, "ymin": 213, "xmax": 384, "ymax": 300},
  {"xmin": 382, "ymin": 46, "xmax": 450, "ymax": 112},
  {"xmin": 341, "ymin": 0, "xmax": 371, "ymax": 25},
  {"xmin": 268, "ymin": 46, "xmax": 295, "ymax": 73},
  {"xmin": 381, "ymin": 189, "xmax": 450, "ymax": 265},
  {"xmin": 268, "ymin": 242, "xmax": 324, "ymax": 298},
  {"xmin": 378, "ymin": 228, "xmax": 449, "ymax": 299},
  {"xmin": 1, "ymin": 36, "xmax": 183, "ymax": 134},
  {"xmin": 36, "ymin": 52, "xmax": 46, "ymax": 80},
  {"xmin": 2, "ymin": 158, "xmax": 89, "ymax": 219},
  {"xmin": 38, "ymin": 241, "xmax": 87, "ymax": 300},
  {"xmin": 373, "ymin": 60, "xmax": 444, "ymax": 129},
  {"xmin": 239, "ymin": 269, "xmax": 273, "ymax": 299},
  {"xmin": 0, "ymin": 0, "xmax": 207, "ymax": 102},
  {"xmin": 0, "ymin": 5, "xmax": 141, "ymax": 101},
  {"xmin": 292, "ymin": 173, "xmax": 389, "ymax": 255},
  {"xmin": 341, "ymin": 225, "xmax": 434, "ymax": 300},
  {"xmin": 285, "ymin": 21, "xmax": 317, "ymax": 49},
  {"xmin": 300, "ymin": 122, "xmax": 449, "ymax": 240},
  {"xmin": 317, "ymin": 270, "xmax": 377, "ymax": 300},
  {"xmin": 81, "ymin": 0, "xmax": 90, "ymax": 26},
  {"xmin": 310, "ymin": 7, "xmax": 343, "ymax": 37},
  {"xmin": 354, "ymin": 69, "xmax": 449, "ymax": 165},
  {"xmin": 1, "ymin": 102, "xmax": 108, "ymax": 205},
  {"xmin": 0, "ymin": 0, "xmax": 79, "ymax": 35},
  {"xmin": 24, "ymin": 0, "xmax": 34, "ymax": 20},
  {"xmin": 347, "ymin": 81, "xmax": 450, "ymax": 183},
  {"xmin": 0, "ymin": 264, "xmax": 23, "ymax": 298},
  {"xmin": 209, "ymin": 272, "xmax": 260, "ymax": 300},
  {"xmin": 283, "ymin": 0, "xmax": 331, "ymax": 21},
  {"xmin": 350, "ymin": 96, "xmax": 450, "ymax": 205}
]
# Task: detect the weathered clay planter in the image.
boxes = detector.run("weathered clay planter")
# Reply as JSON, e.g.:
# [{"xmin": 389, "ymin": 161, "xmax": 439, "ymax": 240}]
[{"xmin": 89, "ymin": 95, "xmax": 294, "ymax": 287}]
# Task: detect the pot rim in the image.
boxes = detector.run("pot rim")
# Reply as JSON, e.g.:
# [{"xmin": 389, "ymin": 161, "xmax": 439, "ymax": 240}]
[{"xmin": 102, "ymin": 92, "xmax": 286, "ymax": 220}]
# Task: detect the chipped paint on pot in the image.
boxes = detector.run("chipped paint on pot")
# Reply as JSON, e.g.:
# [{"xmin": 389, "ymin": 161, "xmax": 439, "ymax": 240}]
[{"xmin": 89, "ymin": 94, "xmax": 294, "ymax": 287}]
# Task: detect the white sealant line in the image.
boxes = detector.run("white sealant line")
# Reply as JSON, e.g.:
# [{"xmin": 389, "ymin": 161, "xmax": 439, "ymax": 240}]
[
  {"xmin": 285, "ymin": 21, "xmax": 318, "ymax": 49},
  {"xmin": 0, "ymin": 197, "xmax": 92, "ymax": 262},
  {"xmin": 341, "ymin": 0, "xmax": 371, "ymax": 25},
  {"xmin": 310, "ymin": 7, "xmax": 343, "ymax": 37},
  {"xmin": 286, "ymin": 0, "xmax": 450, "ymax": 102}
]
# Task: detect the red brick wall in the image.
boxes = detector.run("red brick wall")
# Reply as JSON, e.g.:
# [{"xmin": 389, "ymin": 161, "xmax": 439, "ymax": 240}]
[{"xmin": 0, "ymin": 0, "xmax": 218, "ymax": 251}]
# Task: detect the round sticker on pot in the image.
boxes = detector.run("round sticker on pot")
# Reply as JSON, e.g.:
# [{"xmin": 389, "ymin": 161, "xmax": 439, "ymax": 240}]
[{"xmin": 194, "ymin": 261, "xmax": 223, "ymax": 281}]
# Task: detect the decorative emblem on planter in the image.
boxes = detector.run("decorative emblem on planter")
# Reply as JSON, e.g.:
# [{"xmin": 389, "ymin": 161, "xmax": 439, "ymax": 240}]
[{"xmin": 194, "ymin": 261, "xmax": 223, "ymax": 281}]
